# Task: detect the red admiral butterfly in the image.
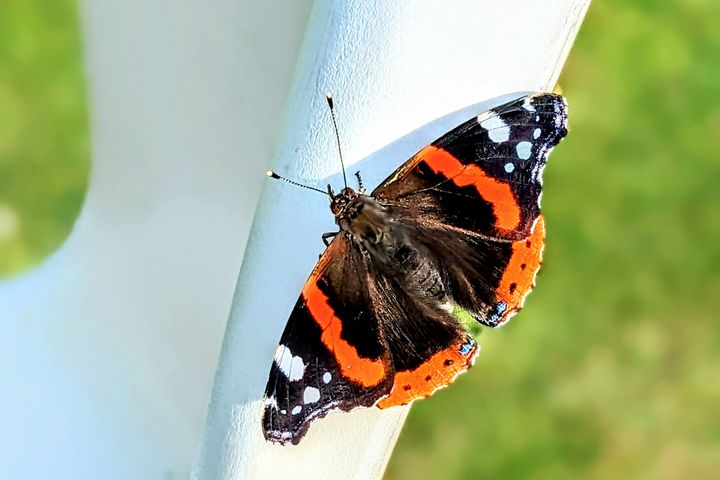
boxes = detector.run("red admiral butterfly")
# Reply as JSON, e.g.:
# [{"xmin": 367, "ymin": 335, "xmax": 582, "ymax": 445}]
[{"xmin": 263, "ymin": 93, "xmax": 568, "ymax": 445}]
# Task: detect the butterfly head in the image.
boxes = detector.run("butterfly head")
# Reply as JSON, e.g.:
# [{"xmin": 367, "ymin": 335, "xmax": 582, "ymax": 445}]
[
  {"xmin": 331, "ymin": 187, "xmax": 392, "ymax": 249},
  {"xmin": 329, "ymin": 187, "xmax": 359, "ymax": 218}
]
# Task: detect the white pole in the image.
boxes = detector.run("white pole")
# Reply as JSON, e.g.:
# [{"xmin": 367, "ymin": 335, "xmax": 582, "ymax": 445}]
[
  {"xmin": 0, "ymin": 1, "xmax": 313, "ymax": 478},
  {"xmin": 193, "ymin": 1, "xmax": 590, "ymax": 479}
]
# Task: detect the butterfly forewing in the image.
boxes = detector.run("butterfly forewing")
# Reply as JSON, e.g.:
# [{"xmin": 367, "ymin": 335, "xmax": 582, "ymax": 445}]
[
  {"xmin": 374, "ymin": 93, "xmax": 567, "ymax": 241},
  {"xmin": 373, "ymin": 93, "xmax": 566, "ymax": 326},
  {"xmin": 263, "ymin": 236, "xmax": 394, "ymax": 444}
]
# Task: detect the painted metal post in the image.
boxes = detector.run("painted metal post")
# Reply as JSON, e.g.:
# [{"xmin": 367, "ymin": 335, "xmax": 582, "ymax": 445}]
[{"xmin": 0, "ymin": 1, "xmax": 312, "ymax": 478}]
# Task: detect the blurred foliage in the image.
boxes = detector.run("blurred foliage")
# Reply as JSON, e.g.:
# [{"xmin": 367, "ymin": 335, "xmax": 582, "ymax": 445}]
[
  {"xmin": 0, "ymin": 0, "xmax": 89, "ymax": 277},
  {"xmin": 388, "ymin": 1, "xmax": 720, "ymax": 479},
  {"xmin": 2, "ymin": 0, "xmax": 719, "ymax": 478}
]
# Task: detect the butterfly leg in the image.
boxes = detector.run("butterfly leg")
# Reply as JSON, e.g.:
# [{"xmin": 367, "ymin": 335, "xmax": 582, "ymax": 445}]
[{"xmin": 322, "ymin": 231, "xmax": 339, "ymax": 246}]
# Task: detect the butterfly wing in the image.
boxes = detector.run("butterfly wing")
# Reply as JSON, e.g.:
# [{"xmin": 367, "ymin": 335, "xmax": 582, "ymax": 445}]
[
  {"xmin": 263, "ymin": 93, "xmax": 568, "ymax": 441},
  {"xmin": 373, "ymin": 93, "xmax": 567, "ymax": 326},
  {"xmin": 263, "ymin": 235, "xmax": 481, "ymax": 442},
  {"xmin": 364, "ymin": 260, "xmax": 479, "ymax": 409},
  {"xmin": 262, "ymin": 235, "xmax": 394, "ymax": 444},
  {"xmin": 374, "ymin": 93, "xmax": 566, "ymax": 240}
]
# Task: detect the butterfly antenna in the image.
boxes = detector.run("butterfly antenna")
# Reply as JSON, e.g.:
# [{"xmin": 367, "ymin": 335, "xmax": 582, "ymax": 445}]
[
  {"xmin": 266, "ymin": 170, "xmax": 330, "ymax": 197},
  {"xmin": 326, "ymin": 93, "xmax": 348, "ymax": 189},
  {"xmin": 354, "ymin": 170, "xmax": 365, "ymax": 194}
]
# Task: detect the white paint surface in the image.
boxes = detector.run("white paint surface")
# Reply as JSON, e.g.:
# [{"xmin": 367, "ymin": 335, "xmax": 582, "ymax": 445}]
[
  {"xmin": 194, "ymin": 1, "xmax": 590, "ymax": 479},
  {"xmin": 0, "ymin": 1, "xmax": 312, "ymax": 478}
]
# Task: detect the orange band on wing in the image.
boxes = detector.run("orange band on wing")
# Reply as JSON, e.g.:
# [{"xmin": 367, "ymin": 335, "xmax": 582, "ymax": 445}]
[
  {"xmin": 302, "ymin": 280, "xmax": 386, "ymax": 388},
  {"xmin": 419, "ymin": 145, "xmax": 521, "ymax": 232},
  {"xmin": 497, "ymin": 215, "xmax": 545, "ymax": 313},
  {"xmin": 377, "ymin": 338, "xmax": 478, "ymax": 408}
]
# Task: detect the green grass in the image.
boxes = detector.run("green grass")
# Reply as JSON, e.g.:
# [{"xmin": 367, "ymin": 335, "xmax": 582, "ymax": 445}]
[
  {"xmin": 0, "ymin": 0, "xmax": 89, "ymax": 277},
  {"xmin": 388, "ymin": 1, "xmax": 720, "ymax": 478},
  {"xmin": 1, "ymin": 0, "xmax": 719, "ymax": 478}
]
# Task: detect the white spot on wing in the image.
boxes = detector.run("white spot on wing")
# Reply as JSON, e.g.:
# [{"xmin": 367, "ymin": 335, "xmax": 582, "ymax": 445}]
[
  {"xmin": 273, "ymin": 344, "xmax": 305, "ymax": 381},
  {"xmin": 523, "ymin": 97, "xmax": 536, "ymax": 112},
  {"xmin": 504, "ymin": 162, "xmax": 515, "ymax": 173},
  {"xmin": 533, "ymin": 128, "xmax": 541, "ymax": 139},
  {"xmin": 516, "ymin": 141, "xmax": 532, "ymax": 160},
  {"xmin": 323, "ymin": 372, "xmax": 332, "ymax": 384},
  {"xmin": 288, "ymin": 356, "xmax": 305, "ymax": 381},
  {"xmin": 303, "ymin": 386, "xmax": 320, "ymax": 404},
  {"xmin": 264, "ymin": 396, "xmax": 278, "ymax": 409},
  {"xmin": 478, "ymin": 113, "xmax": 510, "ymax": 143},
  {"xmin": 274, "ymin": 345, "xmax": 292, "ymax": 378},
  {"xmin": 291, "ymin": 405, "xmax": 302, "ymax": 415}
]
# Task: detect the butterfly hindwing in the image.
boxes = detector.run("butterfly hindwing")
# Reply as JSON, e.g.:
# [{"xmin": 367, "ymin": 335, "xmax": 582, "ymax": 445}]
[
  {"xmin": 377, "ymin": 330, "xmax": 478, "ymax": 409},
  {"xmin": 263, "ymin": 234, "xmax": 483, "ymax": 443},
  {"xmin": 364, "ymin": 262, "xmax": 480, "ymax": 408}
]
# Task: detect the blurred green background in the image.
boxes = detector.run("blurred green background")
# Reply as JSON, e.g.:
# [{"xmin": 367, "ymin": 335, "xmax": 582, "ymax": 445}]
[
  {"xmin": 1, "ymin": 0, "xmax": 718, "ymax": 478},
  {"xmin": 0, "ymin": 0, "xmax": 89, "ymax": 277}
]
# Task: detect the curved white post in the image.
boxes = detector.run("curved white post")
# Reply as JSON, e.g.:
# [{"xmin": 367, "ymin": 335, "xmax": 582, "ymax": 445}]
[
  {"xmin": 193, "ymin": 1, "xmax": 590, "ymax": 479},
  {"xmin": 0, "ymin": 1, "xmax": 312, "ymax": 478}
]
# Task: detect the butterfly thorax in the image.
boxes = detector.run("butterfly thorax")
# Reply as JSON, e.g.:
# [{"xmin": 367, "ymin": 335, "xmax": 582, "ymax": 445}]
[{"xmin": 331, "ymin": 187, "xmax": 448, "ymax": 304}]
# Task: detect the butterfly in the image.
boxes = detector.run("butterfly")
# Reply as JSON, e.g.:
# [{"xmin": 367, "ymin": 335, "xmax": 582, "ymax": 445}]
[{"xmin": 262, "ymin": 93, "xmax": 568, "ymax": 445}]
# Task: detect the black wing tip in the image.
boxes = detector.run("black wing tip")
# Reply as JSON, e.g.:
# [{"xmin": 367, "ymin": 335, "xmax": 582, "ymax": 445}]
[
  {"xmin": 264, "ymin": 429, "xmax": 305, "ymax": 446},
  {"xmin": 262, "ymin": 387, "xmax": 390, "ymax": 446},
  {"xmin": 261, "ymin": 399, "xmax": 339, "ymax": 446},
  {"xmin": 527, "ymin": 91, "xmax": 566, "ymax": 103},
  {"xmin": 525, "ymin": 92, "xmax": 569, "ymax": 143},
  {"xmin": 525, "ymin": 91, "xmax": 568, "ymax": 111},
  {"xmin": 263, "ymin": 410, "xmax": 310, "ymax": 446}
]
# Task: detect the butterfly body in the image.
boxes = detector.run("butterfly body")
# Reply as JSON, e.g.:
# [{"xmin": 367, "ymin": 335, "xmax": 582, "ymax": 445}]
[
  {"xmin": 263, "ymin": 93, "xmax": 568, "ymax": 445},
  {"xmin": 332, "ymin": 186, "xmax": 453, "ymax": 321}
]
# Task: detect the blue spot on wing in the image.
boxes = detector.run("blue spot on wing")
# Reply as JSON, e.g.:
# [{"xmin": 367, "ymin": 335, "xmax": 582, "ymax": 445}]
[{"xmin": 459, "ymin": 337, "xmax": 476, "ymax": 356}]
